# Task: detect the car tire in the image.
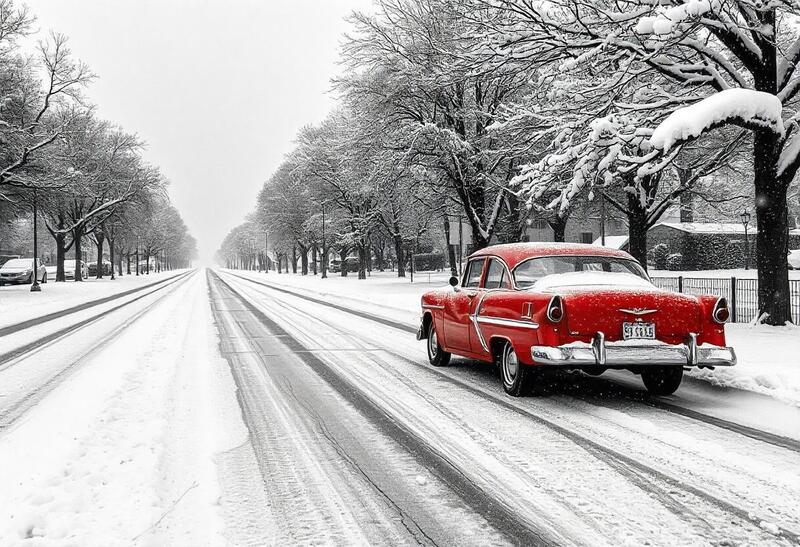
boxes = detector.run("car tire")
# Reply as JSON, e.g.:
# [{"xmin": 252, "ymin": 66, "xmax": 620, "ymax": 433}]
[
  {"xmin": 28, "ymin": 273, "xmax": 33, "ymax": 284},
  {"xmin": 501, "ymin": 341, "xmax": 535, "ymax": 396},
  {"xmin": 426, "ymin": 322, "xmax": 451, "ymax": 367},
  {"xmin": 641, "ymin": 366, "xmax": 683, "ymax": 395},
  {"xmin": 42, "ymin": 273, "xmax": 47, "ymax": 284}
]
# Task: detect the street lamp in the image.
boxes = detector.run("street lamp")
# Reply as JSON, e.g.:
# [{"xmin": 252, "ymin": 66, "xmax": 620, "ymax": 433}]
[
  {"xmin": 30, "ymin": 188, "xmax": 41, "ymax": 292},
  {"xmin": 740, "ymin": 209, "xmax": 751, "ymax": 270},
  {"xmin": 321, "ymin": 202, "xmax": 328, "ymax": 279}
]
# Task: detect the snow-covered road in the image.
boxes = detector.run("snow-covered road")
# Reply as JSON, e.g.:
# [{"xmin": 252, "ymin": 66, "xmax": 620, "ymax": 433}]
[{"xmin": 0, "ymin": 268, "xmax": 798, "ymax": 545}]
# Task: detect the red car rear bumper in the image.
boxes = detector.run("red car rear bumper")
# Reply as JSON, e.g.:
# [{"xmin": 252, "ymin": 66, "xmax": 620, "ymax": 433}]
[{"xmin": 531, "ymin": 332, "xmax": 736, "ymax": 368}]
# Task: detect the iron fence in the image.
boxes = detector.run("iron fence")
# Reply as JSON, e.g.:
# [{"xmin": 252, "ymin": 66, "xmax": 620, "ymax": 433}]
[{"xmin": 650, "ymin": 275, "xmax": 800, "ymax": 323}]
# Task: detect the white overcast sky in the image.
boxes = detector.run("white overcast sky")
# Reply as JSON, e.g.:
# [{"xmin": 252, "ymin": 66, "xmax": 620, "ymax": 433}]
[{"xmin": 24, "ymin": 0, "xmax": 372, "ymax": 261}]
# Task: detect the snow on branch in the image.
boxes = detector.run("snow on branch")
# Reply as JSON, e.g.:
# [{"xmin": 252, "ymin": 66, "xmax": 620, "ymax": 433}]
[
  {"xmin": 649, "ymin": 89, "xmax": 784, "ymax": 152},
  {"xmin": 635, "ymin": 0, "xmax": 718, "ymax": 35}
]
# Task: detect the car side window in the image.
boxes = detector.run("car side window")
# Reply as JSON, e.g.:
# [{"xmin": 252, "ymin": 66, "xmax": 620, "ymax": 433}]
[
  {"xmin": 463, "ymin": 259, "xmax": 484, "ymax": 288},
  {"xmin": 484, "ymin": 259, "xmax": 509, "ymax": 289}
]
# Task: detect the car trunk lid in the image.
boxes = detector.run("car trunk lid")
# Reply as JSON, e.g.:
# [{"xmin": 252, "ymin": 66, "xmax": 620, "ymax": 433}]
[{"xmin": 559, "ymin": 287, "xmax": 701, "ymax": 342}]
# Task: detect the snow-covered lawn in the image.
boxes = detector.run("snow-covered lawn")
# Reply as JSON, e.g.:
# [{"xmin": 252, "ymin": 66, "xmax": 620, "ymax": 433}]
[
  {"xmin": 232, "ymin": 269, "xmax": 800, "ymax": 406},
  {"xmin": 0, "ymin": 269, "xmax": 188, "ymax": 329},
  {"xmin": 651, "ymin": 268, "xmax": 800, "ymax": 280}
]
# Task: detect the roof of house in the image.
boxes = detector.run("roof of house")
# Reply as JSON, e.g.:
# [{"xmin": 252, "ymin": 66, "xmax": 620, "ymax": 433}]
[
  {"xmin": 591, "ymin": 235, "xmax": 629, "ymax": 249},
  {"xmin": 656, "ymin": 221, "xmax": 800, "ymax": 236},
  {"xmin": 469, "ymin": 242, "xmax": 634, "ymax": 270}
]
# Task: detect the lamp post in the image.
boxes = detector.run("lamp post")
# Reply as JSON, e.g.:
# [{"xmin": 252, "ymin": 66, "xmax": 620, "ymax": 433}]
[
  {"xmin": 321, "ymin": 202, "xmax": 328, "ymax": 279},
  {"xmin": 740, "ymin": 209, "xmax": 751, "ymax": 270},
  {"xmin": 30, "ymin": 188, "xmax": 41, "ymax": 292}
]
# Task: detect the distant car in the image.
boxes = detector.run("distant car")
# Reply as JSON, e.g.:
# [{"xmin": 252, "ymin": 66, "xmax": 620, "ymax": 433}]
[
  {"xmin": 88, "ymin": 261, "xmax": 112, "ymax": 276},
  {"xmin": 65, "ymin": 260, "xmax": 88, "ymax": 280},
  {"xmin": 418, "ymin": 243, "xmax": 736, "ymax": 396},
  {"xmin": 0, "ymin": 258, "xmax": 47, "ymax": 285},
  {"xmin": 789, "ymin": 250, "xmax": 800, "ymax": 270}
]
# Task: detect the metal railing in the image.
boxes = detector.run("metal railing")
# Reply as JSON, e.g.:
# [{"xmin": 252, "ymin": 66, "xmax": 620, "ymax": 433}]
[{"xmin": 650, "ymin": 275, "xmax": 800, "ymax": 323}]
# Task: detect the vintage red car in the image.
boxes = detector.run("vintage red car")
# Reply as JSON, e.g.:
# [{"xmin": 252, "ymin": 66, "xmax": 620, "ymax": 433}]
[{"xmin": 417, "ymin": 243, "xmax": 736, "ymax": 396}]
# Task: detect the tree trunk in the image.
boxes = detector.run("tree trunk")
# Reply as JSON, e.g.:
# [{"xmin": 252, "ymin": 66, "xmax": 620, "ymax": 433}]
[
  {"xmin": 74, "ymin": 230, "xmax": 84, "ymax": 282},
  {"xmin": 95, "ymin": 234, "xmax": 105, "ymax": 279},
  {"xmin": 291, "ymin": 246, "xmax": 298, "ymax": 274},
  {"xmin": 754, "ymin": 130, "xmax": 792, "ymax": 324},
  {"xmin": 357, "ymin": 243, "xmax": 367, "ymax": 279},
  {"xmin": 339, "ymin": 247, "xmax": 348, "ymax": 277},
  {"xmin": 299, "ymin": 244, "xmax": 309, "ymax": 275},
  {"xmin": 55, "ymin": 232, "xmax": 66, "ymax": 282},
  {"xmin": 393, "ymin": 235, "xmax": 405, "ymax": 278},
  {"xmin": 109, "ymin": 239, "xmax": 116, "ymax": 280},
  {"xmin": 627, "ymin": 199, "xmax": 649, "ymax": 270},
  {"xmin": 311, "ymin": 244, "xmax": 318, "ymax": 275},
  {"xmin": 126, "ymin": 253, "xmax": 131, "ymax": 275},
  {"xmin": 548, "ymin": 215, "xmax": 567, "ymax": 243}
]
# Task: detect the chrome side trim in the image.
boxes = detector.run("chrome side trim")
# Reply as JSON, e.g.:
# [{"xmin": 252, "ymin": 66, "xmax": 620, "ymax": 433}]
[
  {"xmin": 470, "ymin": 291, "xmax": 491, "ymax": 353},
  {"xmin": 422, "ymin": 304, "xmax": 445, "ymax": 310},
  {"xmin": 476, "ymin": 316, "xmax": 539, "ymax": 329}
]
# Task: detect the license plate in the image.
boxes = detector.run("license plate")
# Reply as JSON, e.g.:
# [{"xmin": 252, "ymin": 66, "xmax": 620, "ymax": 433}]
[{"xmin": 623, "ymin": 322, "xmax": 655, "ymax": 340}]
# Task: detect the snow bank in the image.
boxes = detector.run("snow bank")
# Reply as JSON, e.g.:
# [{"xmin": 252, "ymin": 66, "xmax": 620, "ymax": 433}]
[
  {"xmin": 650, "ymin": 89, "xmax": 784, "ymax": 152},
  {"xmin": 688, "ymin": 323, "xmax": 800, "ymax": 407}
]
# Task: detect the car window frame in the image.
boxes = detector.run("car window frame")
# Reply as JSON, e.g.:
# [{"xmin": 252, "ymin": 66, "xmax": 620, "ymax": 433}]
[
  {"xmin": 483, "ymin": 258, "xmax": 511, "ymax": 290},
  {"xmin": 462, "ymin": 258, "xmax": 486, "ymax": 288}
]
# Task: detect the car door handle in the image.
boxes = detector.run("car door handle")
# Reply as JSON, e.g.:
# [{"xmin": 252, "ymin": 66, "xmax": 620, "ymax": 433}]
[{"xmin": 466, "ymin": 291, "xmax": 478, "ymax": 298}]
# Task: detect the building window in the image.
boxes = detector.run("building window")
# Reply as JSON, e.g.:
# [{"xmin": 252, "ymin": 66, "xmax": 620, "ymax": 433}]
[
  {"xmin": 531, "ymin": 219, "xmax": 548, "ymax": 230},
  {"xmin": 580, "ymin": 232, "xmax": 594, "ymax": 244}
]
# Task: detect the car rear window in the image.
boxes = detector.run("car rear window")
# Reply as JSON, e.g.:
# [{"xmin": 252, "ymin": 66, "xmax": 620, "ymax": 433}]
[{"xmin": 514, "ymin": 256, "xmax": 648, "ymax": 288}]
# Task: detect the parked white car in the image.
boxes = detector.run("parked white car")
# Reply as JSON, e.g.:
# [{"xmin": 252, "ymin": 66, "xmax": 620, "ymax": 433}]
[
  {"xmin": 789, "ymin": 249, "xmax": 800, "ymax": 270},
  {"xmin": 0, "ymin": 258, "xmax": 47, "ymax": 286}
]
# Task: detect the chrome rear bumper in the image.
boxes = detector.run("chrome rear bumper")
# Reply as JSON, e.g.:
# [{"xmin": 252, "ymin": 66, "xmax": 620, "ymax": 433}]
[{"xmin": 531, "ymin": 332, "xmax": 736, "ymax": 368}]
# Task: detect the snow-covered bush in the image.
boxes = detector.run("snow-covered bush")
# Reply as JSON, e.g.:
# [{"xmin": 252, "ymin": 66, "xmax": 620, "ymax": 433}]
[{"xmin": 666, "ymin": 253, "xmax": 683, "ymax": 271}]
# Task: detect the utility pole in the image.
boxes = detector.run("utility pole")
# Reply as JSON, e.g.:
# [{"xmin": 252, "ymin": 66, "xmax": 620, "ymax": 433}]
[
  {"xmin": 600, "ymin": 190, "xmax": 606, "ymax": 246},
  {"xmin": 30, "ymin": 188, "xmax": 41, "ymax": 292}
]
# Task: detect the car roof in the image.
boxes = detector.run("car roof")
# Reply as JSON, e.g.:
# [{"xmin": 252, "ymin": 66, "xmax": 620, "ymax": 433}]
[{"xmin": 468, "ymin": 242, "xmax": 636, "ymax": 270}]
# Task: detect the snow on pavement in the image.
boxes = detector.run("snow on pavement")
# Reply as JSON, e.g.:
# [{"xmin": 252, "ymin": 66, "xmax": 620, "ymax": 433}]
[
  {"xmin": 229, "ymin": 269, "xmax": 800, "ymax": 407},
  {"xmin": 0, "ymin": 269, "xmax": 188, "ymax": 330},
  {"xmin": 0, "ymin": 272, "xmax": 247, "ymax": 546}
]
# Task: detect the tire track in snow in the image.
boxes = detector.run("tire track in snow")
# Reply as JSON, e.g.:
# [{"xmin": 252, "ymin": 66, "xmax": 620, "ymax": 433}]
[
  {"xmin": 0, "ymin": 271, "xmax": 197, "ymax": 430},
  {"xmin": 0, "ymin": 270, "xmax": 195, "ymax": 369},
  {"xmin": 0, "ymin": 270, "xmax": 191, "ymax": 337},
  {"xmin": 221, "ymin": 269, "xmax": 800, "ymax": 544},
  {"xmin": 209, "ymin": 270, "xmax": 562, "ymax": 546},
  {"xmin": 224, "ymin": 270, "xmax": 800, "ymax": 454}
]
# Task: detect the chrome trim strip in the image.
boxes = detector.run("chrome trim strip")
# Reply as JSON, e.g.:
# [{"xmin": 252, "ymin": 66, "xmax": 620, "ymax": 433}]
[
  {"xmin": 618, "ymin": 308, "xmax": 657, "ymax": 316},
  {"xmin": 470, "ymin": 291, "xmax": 491, "ymax": 353},
  {"xmin": 476, "ymin": 316, "xmax": 539, "ymax": 329},
  {"xmin": 422, "ymin": 304, "xmax": 445, "ymax": 310}
]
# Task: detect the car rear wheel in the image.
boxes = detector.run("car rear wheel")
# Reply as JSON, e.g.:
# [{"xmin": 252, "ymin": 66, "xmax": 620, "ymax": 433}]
[
  {"xmin": 427, "ymin": 322, "xmax": 450, "ymax": 367},
  {"xmin": 641, "ymin": 366, "xmax": 683, "ymax": 395},
  {"xmin": 501, "ymin": 341, "xmax": 534, "ymax": 397},
  {"xmin": 41, "ymin": 272, "xmax": 47, "ymax": 284}
]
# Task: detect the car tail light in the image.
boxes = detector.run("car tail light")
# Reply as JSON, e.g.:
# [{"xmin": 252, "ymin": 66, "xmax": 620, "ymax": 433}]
[
  {"xmin": 712, "ymin": 297, "xmax": 730, "ymax": 324},
  {"xmin": 547, "ymin": 295, "xmax": 564, "ymax": 323}
]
